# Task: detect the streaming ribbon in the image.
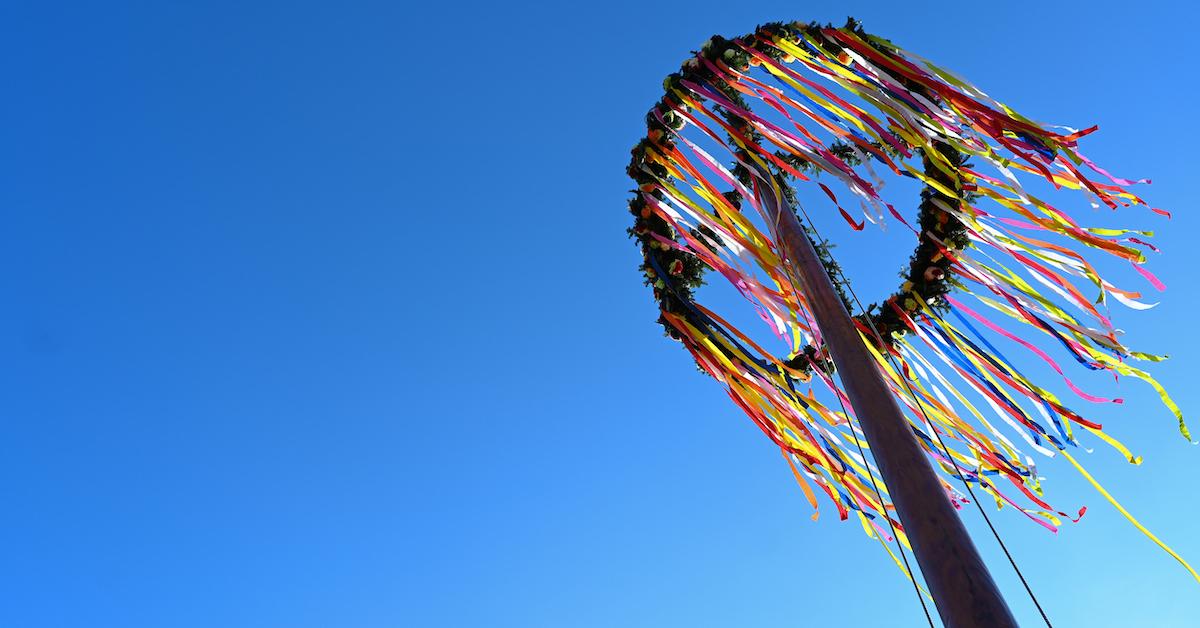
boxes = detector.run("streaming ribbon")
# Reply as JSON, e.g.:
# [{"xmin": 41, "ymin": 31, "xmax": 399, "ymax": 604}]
[{"xmin": 626, "ymin": 21, "xmax": 1196, "ymax": 583}]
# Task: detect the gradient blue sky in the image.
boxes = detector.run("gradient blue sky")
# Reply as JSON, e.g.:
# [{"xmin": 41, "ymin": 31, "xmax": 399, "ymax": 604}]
[{"xmin": 3, "ymin": 1, "xmax": 1199, "ymax": 626}]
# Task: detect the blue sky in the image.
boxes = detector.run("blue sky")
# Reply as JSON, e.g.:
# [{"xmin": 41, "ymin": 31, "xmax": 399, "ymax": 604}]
[{"xmin": 2, "ymin": 1, "xmax": 1199, "ymax": 626}]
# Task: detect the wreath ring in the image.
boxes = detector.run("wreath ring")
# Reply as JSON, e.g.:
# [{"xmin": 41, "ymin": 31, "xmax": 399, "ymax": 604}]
[{"xmin": 627, "ymin": 19, "xmax": 985, "ymax": 377}]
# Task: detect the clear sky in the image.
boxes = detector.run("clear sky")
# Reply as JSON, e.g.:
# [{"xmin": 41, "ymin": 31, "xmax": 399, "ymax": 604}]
[{"xmin": 2, "ymin": 1, "xmax": 1198, "ymax": 626}]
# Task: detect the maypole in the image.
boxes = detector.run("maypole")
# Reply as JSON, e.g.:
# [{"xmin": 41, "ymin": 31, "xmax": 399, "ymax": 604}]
[{"xmin": 625, "ymin": 16, "xmax": 1196, "ymax": 626}]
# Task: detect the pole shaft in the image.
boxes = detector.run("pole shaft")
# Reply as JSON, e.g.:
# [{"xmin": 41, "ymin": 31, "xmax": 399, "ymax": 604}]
[{"xmin": 765, "ymin": 185, "xmax": 1018, "ymax": 628}]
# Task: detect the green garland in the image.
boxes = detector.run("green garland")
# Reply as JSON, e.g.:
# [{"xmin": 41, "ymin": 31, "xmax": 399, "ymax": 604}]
[{"xmin": 627, "ymin": 18, "xmax": 973, "ymax": 376}]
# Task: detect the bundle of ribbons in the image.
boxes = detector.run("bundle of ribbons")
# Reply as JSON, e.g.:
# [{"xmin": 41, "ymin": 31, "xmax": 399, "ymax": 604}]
[{"xmin": 626, "ymin": 19, "xmax": 1196, "ymax": 582}]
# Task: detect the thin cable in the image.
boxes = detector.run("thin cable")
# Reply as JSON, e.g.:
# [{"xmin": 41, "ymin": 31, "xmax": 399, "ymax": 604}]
[
  {"xmin": 820, "ymin": 362, "xmax": 937, "ymax": 628},
  {"xmin": 792, "ymin": 199, "xmax": 1053, "ymax": 627},
  {"xmin": 921, "ymin": 308, "xmax": 1055, "ymax": 628},
  {"xmin": 767, "ymin": 189, "xmax": 936, "ymax": 628}
]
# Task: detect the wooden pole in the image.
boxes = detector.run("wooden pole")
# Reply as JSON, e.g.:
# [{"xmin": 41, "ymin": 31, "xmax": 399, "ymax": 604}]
[{"xmin": 763, "ymin": 181, "xmax": 1019, "ymax": 628}]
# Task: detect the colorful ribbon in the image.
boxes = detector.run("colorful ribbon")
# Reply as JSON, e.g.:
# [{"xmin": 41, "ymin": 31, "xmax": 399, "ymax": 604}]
[{"xmin": 626, "ymin": 20, "xmax": 1194, "ymax": 584}]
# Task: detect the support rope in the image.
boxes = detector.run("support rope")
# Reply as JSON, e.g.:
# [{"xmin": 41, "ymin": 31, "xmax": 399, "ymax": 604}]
[
  {"xmin": 792, "ymin": 201, "xmax": 1054, "ymax": 627},
  {"xmin": 769, "ymin": 190, "xmax": 937, "ymax": 627}
]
